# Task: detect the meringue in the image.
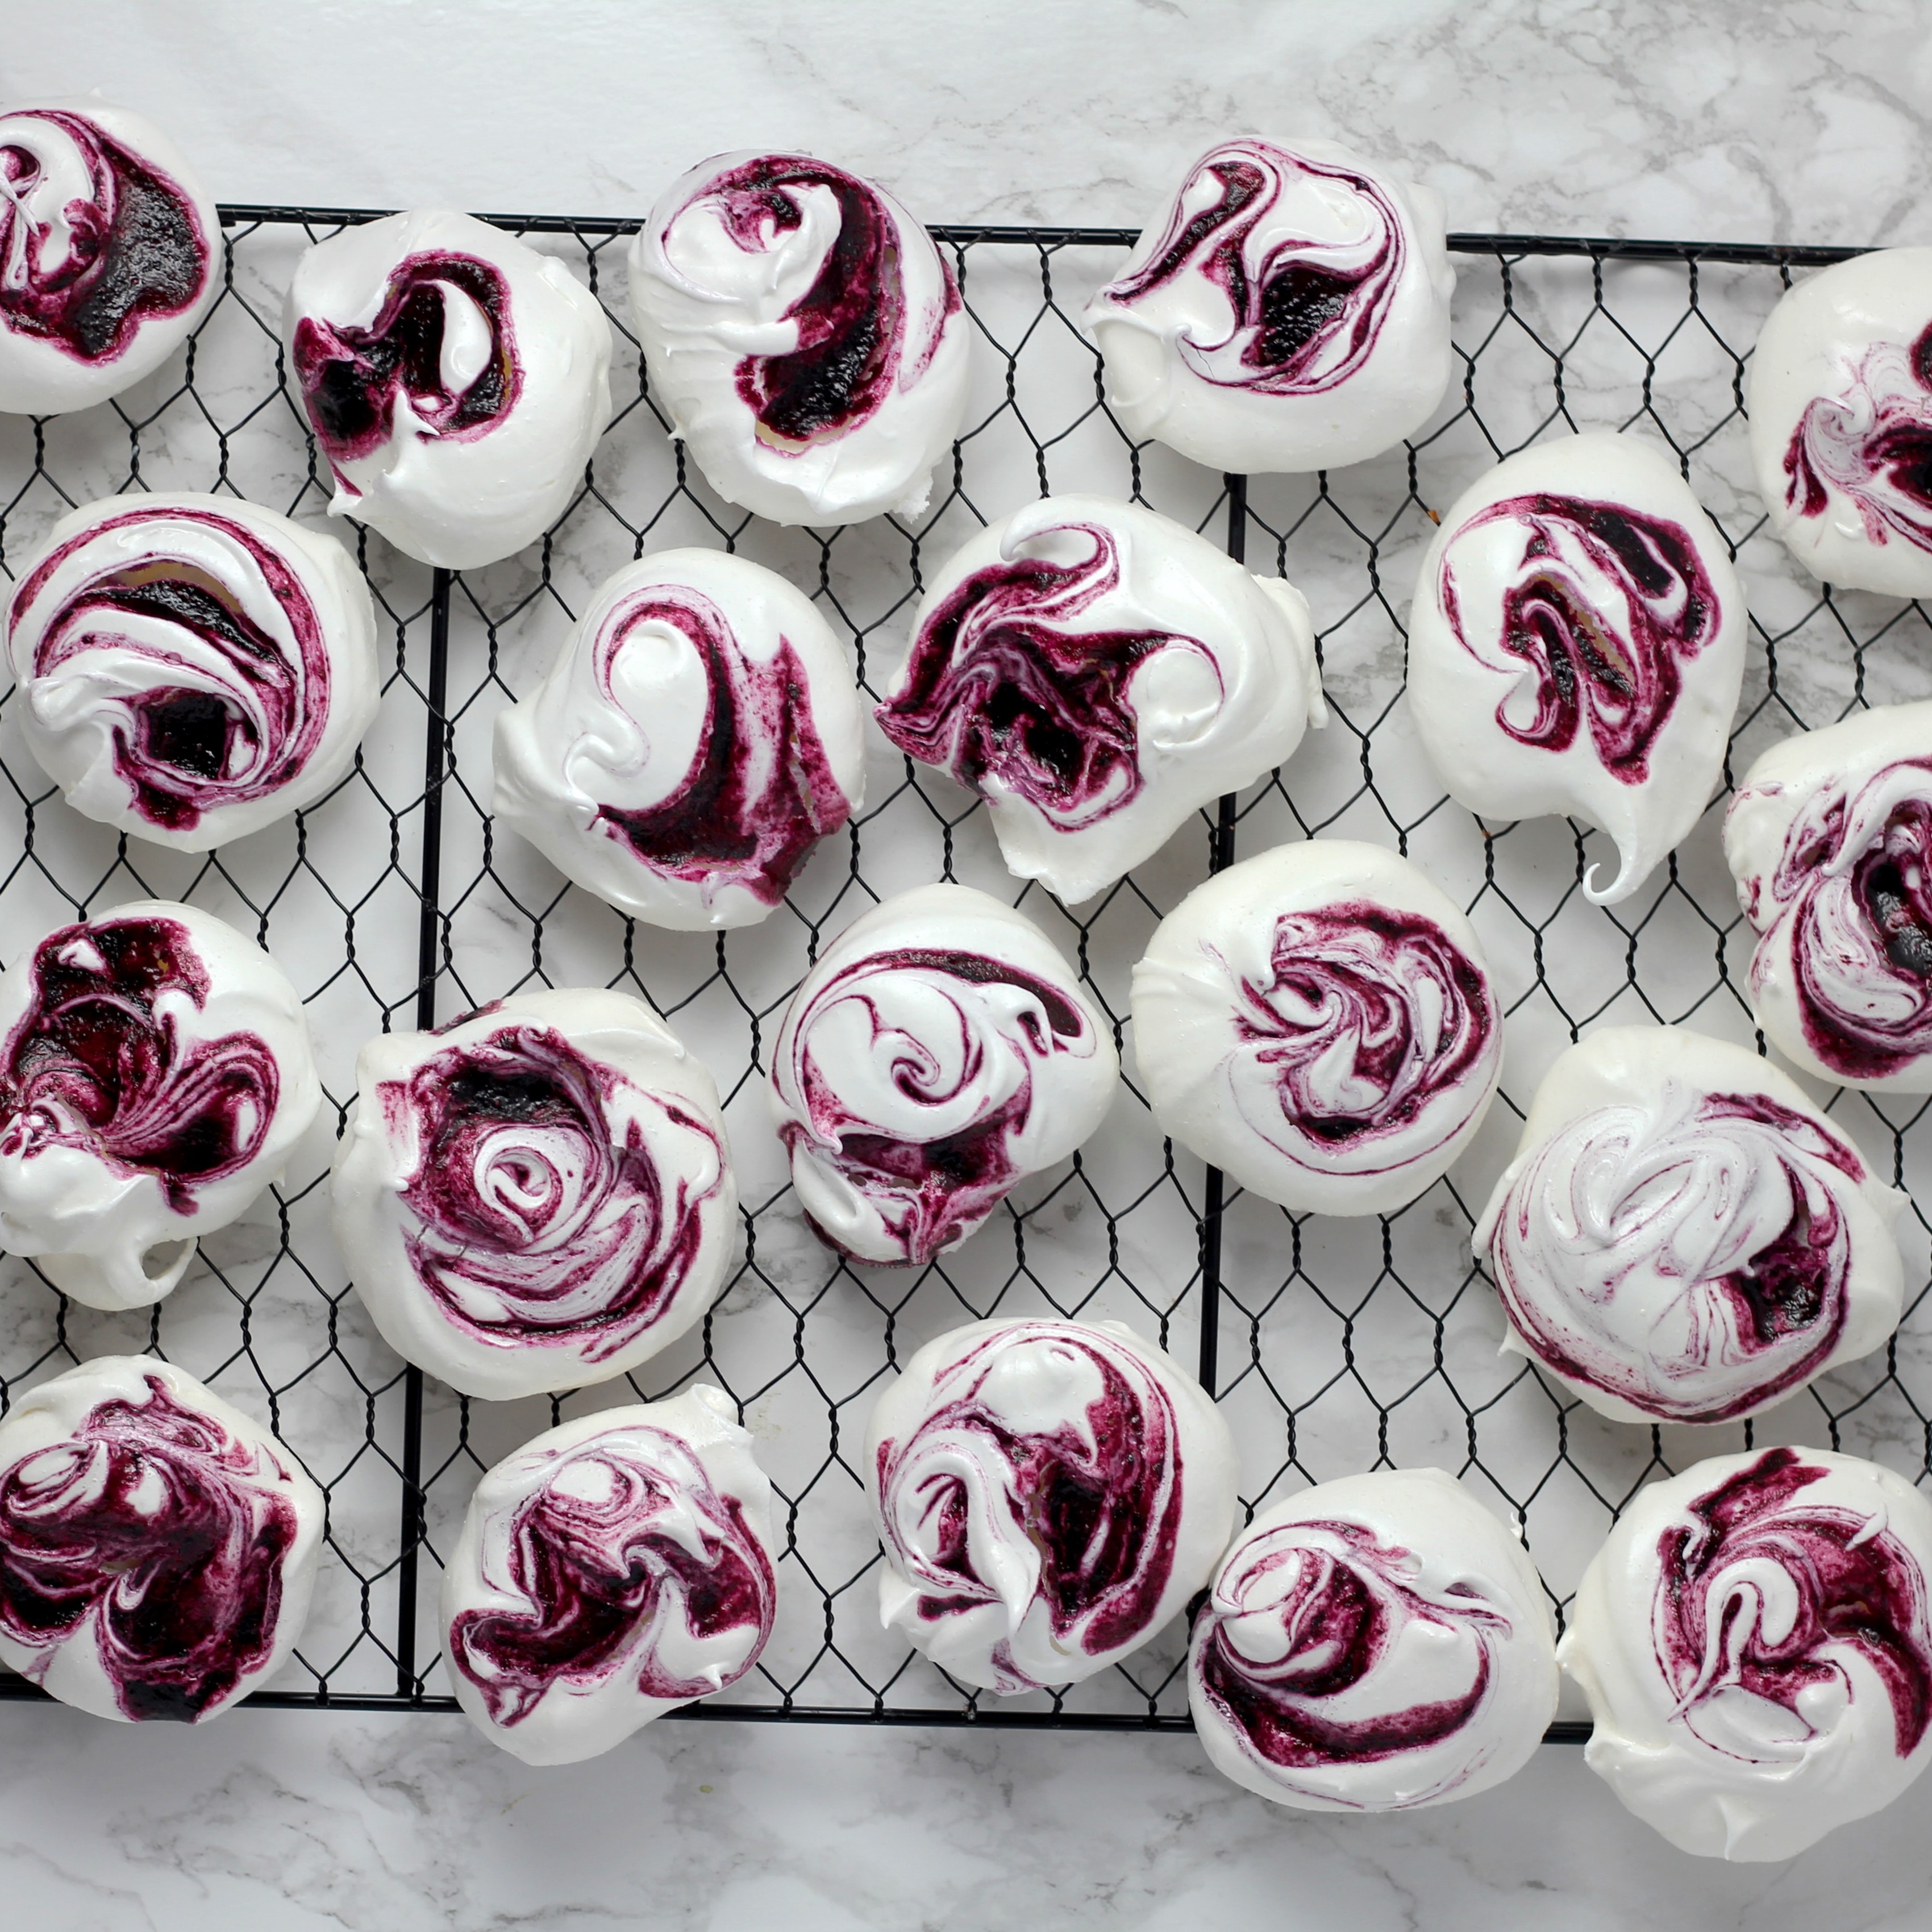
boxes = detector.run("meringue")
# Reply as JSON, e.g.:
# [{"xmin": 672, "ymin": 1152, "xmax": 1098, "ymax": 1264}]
[
  {"xmin": 1189, "ymin": 1469, "xmax": 1558, "ymax": 1811},
  {"xmin": 493, "ymin": 547, "xmax": 866, "ymax": 930},
  {"xmin": 1562, "ymin": 1446, "xmax": 1932, "ymax": 1860},
  {"xmin": 1746, "ymin": 248, "xmax": 1932, "ymax": 598},
  {"xmin": 1131, "ymin": 839, "xmax": 1502, "ymax": 1215},
  {"xmin": 443, "ymin": 1386, "xmax": 777, "ymax": 1765},
  {"xmin": 768, "ymin": 885, "xmax": 1117, "ymax": 1266},
  {"xmin": 332, "ymin": 988, "xmax": 736, "ymax": 1400},
  {"xmin": 866, "ymin": 1317, "xmax": 1237, "ymax": 1693},
  {"xmin": 6, "ymin": 492, "xmax": 381, "ymax": 850},
  {"xmin": 873, "ymin": 495, "xmax": 1325, "ymax": 905},
  {"xmin": 0, "ymin": 901, "xmax": 320, "ymax": 1311},
  {"xmin": 1725, "ymin": 700, "xmax": 1932, "ymax": 1090},
  {"xmin": 0, "ymin": 1355, "xmax": 324, "ymax": 1722},
  {"xmin": 0, "ymin": 98, "xmax": 222, "ymax": 417},
  {"xmin": 1082, "ymin": 136, "xmax": 1454, "ymax": 475},
  {"xmin": 627, "ymin": 151, "xmax": 970, "ymax": 527},
  {"xmin": 285, "ymin": 209, "xmax": 613, "ymax": 571},
  {"xmin": 1407, "ymin": 431, "xmax": 1747, "ymax": 905},
  {"xmin": 1475, "ymin": 1025, "xmax": 1905, "ymax": 1426}
]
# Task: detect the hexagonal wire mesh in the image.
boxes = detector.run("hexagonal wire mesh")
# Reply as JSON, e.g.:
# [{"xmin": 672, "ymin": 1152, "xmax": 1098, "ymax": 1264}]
[{"xmin": 0, "ymin": 209, "xmax": 1918, "ymax": 1747}]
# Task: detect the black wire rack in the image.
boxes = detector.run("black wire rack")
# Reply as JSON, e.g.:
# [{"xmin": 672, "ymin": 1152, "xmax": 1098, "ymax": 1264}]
[{"xmin": 0, "ymin": 205, "xmax": 1922, "ymax": 1754}]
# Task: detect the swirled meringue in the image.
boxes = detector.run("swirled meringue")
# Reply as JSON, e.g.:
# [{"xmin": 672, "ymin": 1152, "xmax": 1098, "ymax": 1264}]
[
  {"xmin": 0, "ymin": 901, "xmax": 320, "ymax": 1311},
  {"xmin": 1726, "ymin": 702, "xmax": 1932, "ymax": 1092},
  {"xmin": 1407, "ymin": 432, "xmax": 1747, "ymax": 905},
  {"xmin": 1189, "ymin": 1469, "xmax": 1558, "ymax": 1811},
  {"xmin": 1081, "ymin": 136, "xmax": 1454, "ymax": 475},
  {"xmin": 0, "ymin": 98, "xmax": 221, "ymax": 417},
  {"xmin": 1131, "ymin": 839, "xmax": 1502, "ymax": 1215},
  {"xmin": 866, "ymin": 1317, "xmax": 1237, "ymax": 1693},
  {"xmin": 443, "ymin": 1385, "xmax": 776, "ymax": 1765},
  {"xmin": 493, "ymin": 547, "xmax": 865, "ymax": 930},
  {"xmin": 627, "ymin": 151, "xmax": 970, "ymax": 527},
  {"xmin": 1562, "ymin": 1446, "xmax": 1932, "ymax": 1859},
  {"xmin": 331, "ymin": 988, "xmax": 735, "ymax": 1401},
  {"xmin": 1747, "ymin": 248, "xmax": 1932, "ymax": 598},
  {"xmin": 768, "ymin": 885, "xmax": 1117, "ymax": 1266},
  {"xmin": 285, "ymin": 209, "xmax": 613, "ymax": 571},
  {"xmin": 6, "ymin": 492, "xmax": 381, "ymax": 850},
  {"xmin": 1475, "ymin": 1025, "xmax": 1905, "ymax": 1426},
  {"xmin": 874, "ymin": 496, "xmax": 1324, "ymax": 905},
  {"xmin": 0, "ymin": 1355, "xmax": 323, "ymax": 1722}
]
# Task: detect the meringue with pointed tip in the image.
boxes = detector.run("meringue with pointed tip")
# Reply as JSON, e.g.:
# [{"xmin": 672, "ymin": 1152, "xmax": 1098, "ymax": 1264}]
[
  {"xmin": 875, "ymin": 494, "xmax": 1325, "ymax": 904},
  {"xmin": 1408, "ymin": 432, "xmax": 1747, "ymax": 905},
  {"xmin": 1475, "ymin": 1025, "xmax": 1905, "ymax": 1425},
  {"xmin": 443, "ymin": 1386, "xmax": 777, "ymax": 1764}
]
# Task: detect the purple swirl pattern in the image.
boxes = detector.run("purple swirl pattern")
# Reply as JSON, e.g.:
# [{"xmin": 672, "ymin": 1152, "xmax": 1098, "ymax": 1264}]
[
  {"xmin": 0, "ymin": 914, "xmax": 278, "ymax": 1215},
  {"xmin": 1099, "ymin": 139, "xmax": 1405, "ymax": 398},
  {"xmin": 1485, "ymin": 1087, "xmax": 1873, "ymax": 1423},
  {"xmin": 875, "ymin": 520, "xmax": 1199, "ymax": 831},
  {"xmin": 0, "ymin": 1372, "xmax": 300, "ymax": 1721},
  {"xmin": 0, "ymin": 107, "xmax": 210, "ymax": 366},
  {"xmin": 384, "ymin": 1019, "xmax": 726, "ymax": 1363},
  {"xmin": 1784, "ymin": 326, "xmax": 1932, "ymax": 556},
  {"xmin": 1437, "ymin": 492, "xmax": 1723, "ymax": 785},
  {"xmin": 1657, "ymin": 1448, "xmax": 1932, "ymax": 1764},
  {"xmin": 448, "ymin": 1424, "xmax": 775, "ymax": 1727}
]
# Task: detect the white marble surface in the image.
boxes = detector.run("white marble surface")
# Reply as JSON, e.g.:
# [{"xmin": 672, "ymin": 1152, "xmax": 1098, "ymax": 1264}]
[{"xmin": 7, "ymin": 2, "xmax": 1932, "ymax": 1926}]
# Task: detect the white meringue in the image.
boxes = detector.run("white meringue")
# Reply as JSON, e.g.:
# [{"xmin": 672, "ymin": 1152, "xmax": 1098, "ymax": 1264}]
[
  {"xmin": 6, "ymin": 492, "xmax": 381, "ymax": 850},
  {"xmin": 0, "ymin": 901, "xmax": 320, "ymax": 1311},
  {"xmin": 1746, "ymin": 248, "xmax": 1932, "ymax": 598},
  {"xmin": 874, "ymin": 495, "xmax": 1325, "ymax": 905},
  {"xmin": 493, "ymin": 547, "xmax": 866, "ymax": 930},
  {"xmin": 0, "ymin": 98, "xmax": 222, "ymax": 417},
  {"xmin": 1407, "ymin": 431, "xmax": 1747, "ymax": 905},
  {"xmin": 1082, "ymin": 136, "xmax": 1454, "ymax": 475},
  {"xmin": 866, "ymin": 1317, "xmax": 1237, "ymax": 1693},
  {"xmin": 1560, "ymin": 1446, "xmax": 1932, "ymax": 1860},
  {"xmin": 285, "ymin": 209, "xmax": 613, "ymax": 571},
  {"xmin": 0, "ymin": 1355, "xmax": 324, "ymax": 1722},
  {"xmin": 628, "ymin": 152, "xmax": 969, "ymax": 528},
  {"xmin": 443, "ymin": 1386, "xmax": 777, "ymax": 1765},
  {"xmin": 1725, "ymin": 701, "xmax": 1932, "ymax": 1091},
  {"xmin": 1131, "ymin": 839, "xmax": 1502, "ymax": 1215},
  {"xmin": 1189, "ymin": 1469, "xmax": 1558, "ymax": 1811},
  {"xmin": 331, "ymin": 988, "xmax": 735, "ymax": 1401},
  {"xmin": 768, "ymin": 884, "xmax": 1117, "ymax": 1266},
  {"xmin": 1474, "ymin": 1025, "xmax": 1905, "ymax": 1426}
]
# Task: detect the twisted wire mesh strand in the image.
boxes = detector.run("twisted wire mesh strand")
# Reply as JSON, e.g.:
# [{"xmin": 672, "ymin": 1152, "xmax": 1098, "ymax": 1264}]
[{"xmin": 0, "ymin": 215, "xmax": 1920, "ymax": 1742}]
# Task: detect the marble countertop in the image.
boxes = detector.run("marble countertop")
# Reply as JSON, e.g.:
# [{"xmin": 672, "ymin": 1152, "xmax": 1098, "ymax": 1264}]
[{"xmin": 7, "ymin": 2, "xmax": 1932, "ymax": 1927}]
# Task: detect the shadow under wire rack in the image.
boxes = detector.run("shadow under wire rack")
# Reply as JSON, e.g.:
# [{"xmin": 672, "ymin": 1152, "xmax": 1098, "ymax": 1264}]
[{"xmin": 0, "ymin": 207, "xmax": 1918, "ymax": 1751}]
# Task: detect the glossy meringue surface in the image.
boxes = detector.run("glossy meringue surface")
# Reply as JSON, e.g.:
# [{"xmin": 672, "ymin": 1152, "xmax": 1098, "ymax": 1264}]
[
  {"xmin": 1082, "ymin": 135, "xmax": 1454, "ymax": 474},
  {"xmin": 866, "ymin": 1317, "xmax": 1238, "ymax": 1693},
  {"xmin": 0, "ymin": 98, "xmax": 221, "ymax": 417},
  {"xmin": 0, "ymin": 900, "xmax": 320, "ymax": 1312},
  {"xmin": 1132, "ymin": 838, "xmax": 1502, "ymax": 1215},
  {"xmin": 874, "ymin": 494, "xmax": 1325, "ymax": 905},
  {"xmin": 1475, "ymin": 1025, "xmax": 1905, "ymax": 1425},
  {"xmin": 332, "ymin": 988, "xmax": 736, "ymax": 1402},
  {"xmin": 443, "ymin": 1386, "xmax": 777, "ymax": 1766},
  {"xmin": 767, "ymin": 884, "xmax": 1117, "ymax": 1266},
  {"xmin": 1189, "ymin": 1469, "xmax": 1558, "ymax": 1812},
  {"xmin": 493, "ymin": 547, "xmax": 866, "ymax": 930},
  {"xmin": 285, "ymin": 208, "xmax": 613, "ymax": 570},
  {"xmin": 0, "ymin": 1355, "xmax": 324, "ymax": 1723},
  {"xmin": 6, "ymin": 492, "xmax": 381, "ymax": 850},
  {"xmin": 627, "ymin": 151, "xmax": 970, "ymax": 527},
  {"xmin": 1561, "ymin": 1446, "xmax": 1932, "ymax": 1860},
  {"xmin": 1407, "ymin": 431, "xmax": 1747, "ymax": 905},
  {"xmin": 1725, "ymin": 700, "xmax": 1932, "ymax": 1090}
]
